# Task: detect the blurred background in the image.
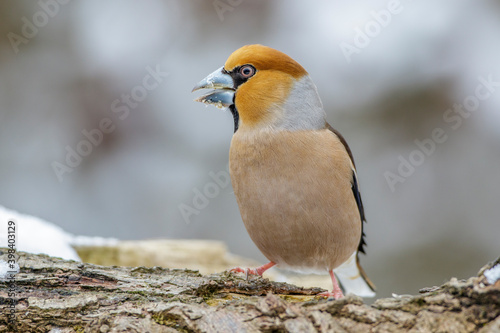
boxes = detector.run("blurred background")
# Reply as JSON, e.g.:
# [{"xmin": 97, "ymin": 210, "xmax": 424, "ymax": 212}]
[{"xmin": 1, "ymin": 0, "xmax": 499, "ymax": 299}]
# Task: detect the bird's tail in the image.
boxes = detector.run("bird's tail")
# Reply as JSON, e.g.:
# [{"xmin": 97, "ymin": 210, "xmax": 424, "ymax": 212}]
[{"xmin": 334, "ymin": 251, "xmax": 376, "ymax": 297}]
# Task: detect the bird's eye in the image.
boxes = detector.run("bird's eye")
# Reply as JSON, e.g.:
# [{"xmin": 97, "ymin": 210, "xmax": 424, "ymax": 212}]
[{"xmin": 239, "ymin": 65, "xmax": 255, "ymax": 78}]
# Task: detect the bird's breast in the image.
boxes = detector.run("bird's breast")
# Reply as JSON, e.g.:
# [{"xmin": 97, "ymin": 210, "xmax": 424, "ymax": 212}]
[{"xmin": 229, "ymin": 129, "xmax": 361, "ymax": 271}]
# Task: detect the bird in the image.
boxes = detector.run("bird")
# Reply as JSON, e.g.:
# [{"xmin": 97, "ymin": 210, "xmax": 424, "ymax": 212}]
[{"xmin": 192, "ymin": 44, "xmax": 375, "ymax": 299}]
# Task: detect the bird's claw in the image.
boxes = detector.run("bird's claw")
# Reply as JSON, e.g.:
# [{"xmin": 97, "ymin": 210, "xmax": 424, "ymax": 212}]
[
  {"xmin": 317, "ymin": 290, "xmax": 344, "ymax": 300},
  {"xmin": 229, "ymin": 267, "xmax": 260, "ymax": 280}
]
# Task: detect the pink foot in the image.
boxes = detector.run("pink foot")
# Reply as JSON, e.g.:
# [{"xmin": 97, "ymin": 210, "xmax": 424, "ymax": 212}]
[
  {"xmin": 229, "ymin": 262, "xmax": 276, "ymax": 279},
  {"xmin": 318, "ymin": 270, "xmax": 344, "ymax": 299},
  {"xmin": 318, "ymin": 290, "xmax": 344, "ymax": 299}
]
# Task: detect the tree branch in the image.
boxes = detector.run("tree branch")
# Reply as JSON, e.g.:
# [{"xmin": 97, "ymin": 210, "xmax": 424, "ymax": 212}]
[{"xmin": 0, "ymin": 251, "xmax": 499, "ymax": 332}]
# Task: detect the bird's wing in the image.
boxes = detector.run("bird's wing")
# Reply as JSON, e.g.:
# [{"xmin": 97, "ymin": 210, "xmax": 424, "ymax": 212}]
[
  {"xmin": 326, "ymin": 123, "xmax": 376, "ymax": 295},
  {"xmin": 326, "ymin": 123, "xmax": 367, "ymax": 254}
]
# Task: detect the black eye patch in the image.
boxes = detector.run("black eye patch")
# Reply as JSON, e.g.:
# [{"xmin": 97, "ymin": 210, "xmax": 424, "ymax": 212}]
[{"xmin": 227, "ymin": 65, "xmax": 256, "ymax": 89}]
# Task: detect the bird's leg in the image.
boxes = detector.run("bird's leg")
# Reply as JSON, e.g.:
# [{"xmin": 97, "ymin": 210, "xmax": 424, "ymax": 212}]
[
  {"xmin": 230, "ymin": 262, "xmax": 276, "ymax": 279},
  {"xmin": 318, "ymin": 270, "xmax": 344, "ymax": 299}
]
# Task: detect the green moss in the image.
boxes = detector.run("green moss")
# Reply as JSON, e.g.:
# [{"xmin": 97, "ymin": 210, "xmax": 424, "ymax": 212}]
[
  {"xmin": 278, "ymin": 294, "xmax": 317, "ymax": 303},
  {"xmin": 73, "ymin": 325, "xmax": 85, "ymax": 333},
  {"xmin": 204, "ymin": 294, "xmax": 241, "ymax": 306},
  {"xmin": 152, "ymin": 313, "xmax": 190, "ymax": 332}
]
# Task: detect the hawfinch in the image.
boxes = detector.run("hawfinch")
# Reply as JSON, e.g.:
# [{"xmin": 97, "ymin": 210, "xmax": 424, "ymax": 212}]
[{"xmin": 192, "ymin": 45, "xmax": 375, "ymax": 299}]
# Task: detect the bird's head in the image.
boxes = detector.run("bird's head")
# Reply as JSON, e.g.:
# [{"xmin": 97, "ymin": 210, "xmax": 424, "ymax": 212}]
[{"xmin": 192, "ymin": 44, "xmax": 325, "ymax": 133}]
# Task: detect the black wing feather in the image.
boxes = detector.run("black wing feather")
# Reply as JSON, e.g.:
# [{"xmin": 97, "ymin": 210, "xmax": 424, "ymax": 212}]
[
  {"xmin": 326, "ymin": 123, "xmax": 367, "ymax": 254},
  {"xmin": 351, "ymin": 172, "xmax": 367, "ymax": 254}
]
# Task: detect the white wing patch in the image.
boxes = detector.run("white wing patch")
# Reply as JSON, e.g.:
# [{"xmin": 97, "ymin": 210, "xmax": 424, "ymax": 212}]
[{"xmin": 334, "ymin": 251, "xmax": 376, "ymax": 297}]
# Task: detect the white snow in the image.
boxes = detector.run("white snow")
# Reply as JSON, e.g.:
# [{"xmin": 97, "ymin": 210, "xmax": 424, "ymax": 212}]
[
  {"xmin": 484, "ymin": 263, "xmax": 500, "ymax": 285},
  {"xmin": 0, "ymin": 259, "xmax": 19, "ymax": 279},
  {"xmin": 0, "ymin": 205, "xmax": 118, "ymax": 262},
  {"xmin": 71, "ymin": 235, "xmax": 118, "ymax": 247}
]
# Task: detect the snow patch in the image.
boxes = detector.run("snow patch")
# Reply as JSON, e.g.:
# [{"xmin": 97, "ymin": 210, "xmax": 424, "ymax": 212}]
[
  {"xmin": 0, "ymin": 206, "xmax": 80, "ymax": 261},
  {"xmin": 71, "ymin": 235, "xmax": 118, "ymax": 247},
  {"xmin": 0, "ymin": 259, "xmax": 19, "ymax": 279},
  {"xmin": 0, "ymin": 205, "xmax": 118, "ymax": 262},
  {"xmin": 484, "ymin": 263, "xmax": 500, "ymax": 284}
]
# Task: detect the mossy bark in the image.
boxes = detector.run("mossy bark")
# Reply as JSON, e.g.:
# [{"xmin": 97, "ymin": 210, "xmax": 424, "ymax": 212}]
[{"xmin": 0, "ymin": 251, "xmax": 499, "ymax": 332}]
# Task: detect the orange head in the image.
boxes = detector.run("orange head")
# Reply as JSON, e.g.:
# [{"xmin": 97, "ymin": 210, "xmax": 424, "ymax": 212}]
[{"xmin": 193, "ymin": 45, "xmax": 325, "ymax": 132}]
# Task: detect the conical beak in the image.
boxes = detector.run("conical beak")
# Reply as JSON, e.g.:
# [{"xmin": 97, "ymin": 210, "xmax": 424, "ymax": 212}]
[{"xmin": 192, "ymin": 67, "xmax": 235, "ymax": 109}]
